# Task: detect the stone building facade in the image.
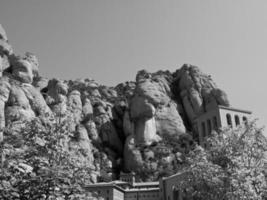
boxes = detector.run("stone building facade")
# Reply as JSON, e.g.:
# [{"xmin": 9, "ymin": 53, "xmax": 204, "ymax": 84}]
[
  {"xmin": 159, "ymin": 171, "xmax": 190, "ymax": 200},
  {"xmin": 85, "ymin": 175, "xmax": 160, "ymax": 200},
  {"xmin": 194, "ymin": 105, "xmax": 252, "ymax": 146},
  {"xmin": 85, "ymin": 182, "xmax": 125, "ymax": 200}
]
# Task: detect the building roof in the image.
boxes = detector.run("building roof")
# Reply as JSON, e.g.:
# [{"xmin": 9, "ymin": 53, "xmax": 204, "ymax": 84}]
[
  {"xmin": 218, "ymin": 105, "xmax": 252, "ymax": 114},
  {"xmin": 85, "ymin": 182, "xmax": 125, "ymax": 192},
  {"xmin": 111, "ymin": 180, "xmax": 130, "ymax": 185},
  {"xmin": 132, "ymin": 181, "xmax": 159, "ymax": 187},
  {"xmin": 161, "ymin": 170, "xmax": 189, "ymax": 181},
  {"xmin": 85, "ymin": 180, "xmax": 160, "ymax": 194},
  {"xmin": 194, "ymin": 105, "xmax": 252, "ymax": 122},
  {"xmin": 124, "ymin": 188, "xmax": 159, "ymax": 193}
]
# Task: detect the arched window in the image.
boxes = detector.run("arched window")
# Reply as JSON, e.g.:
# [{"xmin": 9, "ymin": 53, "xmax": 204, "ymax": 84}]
[
  {"xmin": 207, "ymin": 119, "xmax": 212, "ymax": 135},
  {"xmin": 172, "ymin": 186, "xmax": 179, "ymax": 200},
  {"xmin": 226, "ymin": 114, "xmax": 232, "ymax": 126},
  {"xmin": 243, "ymin": 116, "xmax": 248, "ymax": 125},
  {"xmin": 235, "ymin": 115, "xmax": 240, "ymax": 126},
  {"xmin": 213, "ymin": 116, "xmax": 218, "ymax": 129},
  {"xmin": 201, "ymin": 122, "xmax": 206, "ymax": 137}
]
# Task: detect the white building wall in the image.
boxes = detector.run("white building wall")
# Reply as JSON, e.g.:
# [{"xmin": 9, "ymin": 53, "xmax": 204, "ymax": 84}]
[
  {"xmin": 195, "ymin": 108, "xmax": 221, "ymax": 146},
  {"xmin": 112, "ymin": 188, "xmax": 124, "ymax": 200},
  {"xmin": 124, "ymin": 190, "xmax": 159, "ymax": 200},
  {"xmin": 159, "ymin": 173, "xmax": 188, "ymax": 200},
  {"xmin": 219, "ymin": 108, "xmax": 251, "ymax": 129},
  {"xmin": 195, "ymin": 106, "xmax": 251, "ymax": 147},
  {"xmin": 86, "ymin": 187, "xmax": 124, "ymax": 200}
]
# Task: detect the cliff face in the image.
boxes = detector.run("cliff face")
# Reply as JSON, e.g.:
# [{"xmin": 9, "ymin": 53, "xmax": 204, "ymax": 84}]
[{"xmin": 0, "ymin": 25, "xmax": 230, "ymax": 181}]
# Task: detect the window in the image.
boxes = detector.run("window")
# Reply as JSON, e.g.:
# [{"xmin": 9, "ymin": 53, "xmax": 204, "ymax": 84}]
[
  {"xmin": 201, "ymin": 122, "xmax": 206, "ymax": 137},
  {"xmin": 173, "ymin": 189, "xmax": 179, "ymax": 200},
  {"xmin": 207, "ymin": 119, "xmax": 212, "ymax": 135},
  {"xmin": 226, "ymin": 114, "xmax": 232, "ymax": 126},
  {"xmin": 235, "ymin": 115, "xmax": 240, "ymax": 126},
  {"xmin": 243, "ymin": 116, "xmax": 248, "ymax": 125},
  {"xmin": 213, "ymin": 116, "xmax": 218, "ymax": 129}
]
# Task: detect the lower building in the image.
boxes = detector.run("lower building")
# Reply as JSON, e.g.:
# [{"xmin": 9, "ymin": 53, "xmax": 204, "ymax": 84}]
[
  {"xmin": 85, "ymin": 179, "xmax": 160, "ymax": 200},
  {"xmin": 159, "ymin": 171, "xmax": 190, "ymax": 200},
  {"xmin": 85, "ymin": 182, "xmax": 125, "ymax": 200},
  {"xmin": 124, "ymin": 188, "xmax": 159, "ymax": 200},
  {"xmin": 86, "ymin": 170, "xmax": 195, "ymax": 200}
]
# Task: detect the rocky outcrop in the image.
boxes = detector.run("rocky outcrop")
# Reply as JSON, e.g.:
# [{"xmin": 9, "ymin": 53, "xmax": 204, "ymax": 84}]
[
  {"xmin": 0, "ymin": 25, "xmax": 230, "ymax": 182},
  {"xmin": 0, "ymin": 24, "xmax": 12, "ymax": 78},
  {"xmin": 172, "ymin": 64, "xmax": 230, "ymax": 127}
]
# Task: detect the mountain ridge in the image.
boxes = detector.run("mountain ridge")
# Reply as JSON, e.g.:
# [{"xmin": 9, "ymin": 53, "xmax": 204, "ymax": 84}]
[{"xmin": 0, "ymin": 24, "xmax": 230, "ymax": 182}]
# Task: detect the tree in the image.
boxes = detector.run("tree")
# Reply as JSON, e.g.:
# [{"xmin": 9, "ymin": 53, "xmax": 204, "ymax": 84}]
[
  {"xmin": 0, "ymin": 113, "xmax": 94, "ymax": 199},
  {"xmin": 180, "ymin": 121, "xmax": 267, "ymax": 200}
]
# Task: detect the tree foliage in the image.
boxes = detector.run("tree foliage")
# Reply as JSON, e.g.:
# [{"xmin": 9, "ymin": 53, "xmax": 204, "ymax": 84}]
[
  {"xmin": 0, "ymin": 114, "xmax": 97, "ymax": 200},
  {"xmin": 180, "ymin": 121, "xmax": 267, "ymax": 200}
]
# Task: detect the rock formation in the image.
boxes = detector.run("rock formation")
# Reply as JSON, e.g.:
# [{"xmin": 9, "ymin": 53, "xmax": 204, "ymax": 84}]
[{"xmin": 0, "ymin": 24, "xmax": 230, "ymax": 181}]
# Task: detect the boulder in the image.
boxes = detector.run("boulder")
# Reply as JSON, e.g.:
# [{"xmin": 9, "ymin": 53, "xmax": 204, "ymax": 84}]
[
  {"xmin": 24, "ymin": 52, "xmax": 39, "ymax": 77},
  {"xmin": 211, "ymin": 88, "xmax": 230, "ymax": 106},
  {"xmin": 123, "ymin": 135, "xmax": 144, "ymax": 171},
  {"xmin": 0, "ymin": 54, "xmax": 10, "ymax": 77},
  {"xmin": 173, "ymin": 64, "xmax": 230, "ymax": 125},
  {"xmin": 181, "ymin": 92, "xmax": 196, "ymax": 124},
  {"xmin": 47, "ymin": 79, "xmax": 68, "ymax": 97},
  {"xmin": 93, "ymin": 104, "xmax": 106, "ymax": 116},
  {"xmin": 69, "ymin": 124, "xmax": 94, "ymax": 167},
  {"xmin": 188, "ymin": 87, "xmax": 203, "ymax": 114},
  {"xmin": 22, "ymin": 84, "xmax": 51, "ymax": 116},
  {"xmin": 0, "ymin": 24, "xmax": 8, "ymax": 41},
  {"xmin": 115, "ymin": 81, "xmax": 136, "ymax": 99},
  {"xmin": 68, "ymin": 90, "xmax": 82, "ymax": 123},
  {"xmin": 82, "ymin": 98, "xmax": 93, "ymax": 120},
  {"xmin": 130, "ymin": 96, "xmax": 155, "ymax": 119},
  {"xmin": 136, "ymin": 69, "xmax": 151, "ymax": 82},
  {"xmin": 0, "ymin": 77, "xmax": 10, "ymax": 102},
  {"xmin": 123, "ymin": 111, "xmax": 134, "ymax": 137},
  {"xmin": 46, "ymin": 79, "xmax": 68, "ymax": 114},
  {"xmin": 84, "ymin": 120, "xmax": 99, "ymax": 142},
  {"xmin": 5, "ymin": 105, "xmax": 35, "ymax": 123},
  {"xmin": 134, "ymin": 117, "xmax": 161, "ymax": 146},
  {"xmin": 98, "ymin": 115, "xmax": 123, "ymax": 153},
  {"xmin": 32, "ymin": 76, "xmax": 49, "ymax": 91},
  {"xmin": 134, "ymin": 78, "xmax": 170, "ymax": 106},
  {"xmin": 11, "ymin": 57, "xmax": 33, "ymax": 83},
  {"xmin": 0, "ymin": 40, "xmax": 13, "ymax": 56},
  {"xmin": 155, "ymin": 102, "xmax": 186, "ymax": 136},
  {"xmin": 8, "ymin": 83, "xmax": 31, "ymax": 109}
]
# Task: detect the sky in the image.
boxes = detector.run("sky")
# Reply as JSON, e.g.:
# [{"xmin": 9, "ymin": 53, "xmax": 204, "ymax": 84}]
[{"xmin": 0, "ymin": 0, "xmax": 267, "ymax": 128}]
